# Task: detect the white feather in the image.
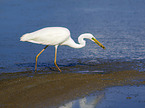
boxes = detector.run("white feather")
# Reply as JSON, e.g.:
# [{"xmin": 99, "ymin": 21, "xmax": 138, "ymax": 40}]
[{"xmin": 20, "ymin": 27, "xmax": 70, "ymax": 45}]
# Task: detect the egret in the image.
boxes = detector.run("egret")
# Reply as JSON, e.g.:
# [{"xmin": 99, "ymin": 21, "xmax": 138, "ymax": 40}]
[{"xmin": 20, "ymin": 27, "xmax": 105, "ymax": 72}]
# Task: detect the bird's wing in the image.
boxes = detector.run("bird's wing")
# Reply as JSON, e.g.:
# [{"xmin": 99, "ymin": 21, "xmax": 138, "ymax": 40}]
[{"xmin": 21, "ymin": 27, "xmax": 70, "ymax": 45}]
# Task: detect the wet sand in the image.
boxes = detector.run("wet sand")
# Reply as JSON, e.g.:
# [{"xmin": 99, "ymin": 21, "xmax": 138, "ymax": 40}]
[{"xmin": 0, "ymin": 70, "xmax": 145, "ymax": 108}]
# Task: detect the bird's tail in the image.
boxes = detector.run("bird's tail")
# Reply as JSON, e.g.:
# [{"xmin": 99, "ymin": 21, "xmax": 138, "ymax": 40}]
[{"xmin": 20, "ymin": 33, "xmax": 30, "ymax": 41}]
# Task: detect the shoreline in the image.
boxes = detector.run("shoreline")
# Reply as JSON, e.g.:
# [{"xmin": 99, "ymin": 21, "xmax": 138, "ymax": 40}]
[{"xmin": 0, "ymin": 70, "xmax": 145, "ymax": 107}]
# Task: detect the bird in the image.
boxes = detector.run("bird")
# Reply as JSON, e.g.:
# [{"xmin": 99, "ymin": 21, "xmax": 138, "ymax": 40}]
[{"xmin": 20, "ymin": 27, "xmax": 105, "ymax": 72}]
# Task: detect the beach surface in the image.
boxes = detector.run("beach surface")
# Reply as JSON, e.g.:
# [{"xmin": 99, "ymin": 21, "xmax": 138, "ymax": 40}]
[{"xmin": 0, "ymin": 70, "xmax": 145, "ymax": 108}]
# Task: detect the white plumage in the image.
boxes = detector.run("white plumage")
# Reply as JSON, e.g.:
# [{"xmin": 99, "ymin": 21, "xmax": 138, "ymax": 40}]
[
  {"xmin": 21, "ymin": 27, "xmax": 70, "ymax": 45},
  {"xmin": 20, "ymin": 27, "xmax": 105, "ymax": 72}
]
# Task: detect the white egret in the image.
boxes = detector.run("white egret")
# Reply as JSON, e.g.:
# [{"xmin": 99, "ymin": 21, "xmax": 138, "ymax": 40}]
[{"xmin": 20, "ymin": 27, "xmax": 105, "ymax": 72}]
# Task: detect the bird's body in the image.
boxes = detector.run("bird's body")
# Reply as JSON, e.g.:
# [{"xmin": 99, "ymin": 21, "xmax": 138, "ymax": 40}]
[
  {"xmin": 21, "ymin": 27, "xmax": 70, "ymax": 46},
  {"xmin": 20, "ymin": 27, "xmax": 105, "ymax": 72}
]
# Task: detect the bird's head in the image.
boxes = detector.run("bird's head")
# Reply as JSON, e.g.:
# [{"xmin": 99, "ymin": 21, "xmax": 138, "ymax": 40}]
[{"xmin": 81, "ymin": 33, "xmax": 106, "ymax": 49}]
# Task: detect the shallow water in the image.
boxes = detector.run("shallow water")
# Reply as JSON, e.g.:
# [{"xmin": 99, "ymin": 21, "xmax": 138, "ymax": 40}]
[
  {"xmin": 0, "ymin": 0, "xmax": 145, "ymax": 73},
  {"xmin": 59, "ymin": 86, "xmax": 145, "ymax": 108}
]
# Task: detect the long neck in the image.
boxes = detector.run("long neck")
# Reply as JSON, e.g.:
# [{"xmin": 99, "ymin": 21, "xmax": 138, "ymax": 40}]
[{"xmin": 62, "ymin": 35, "xmax": 86, "ymax": 48}]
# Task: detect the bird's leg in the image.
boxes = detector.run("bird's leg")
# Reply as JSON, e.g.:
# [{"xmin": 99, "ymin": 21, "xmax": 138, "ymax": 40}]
[
  {"xmin": 35, "ymin": 45, "xmax": 48, "ymax": 72},
  {"xmin": 54, "ymin": 45, "xmax": 62, "ymax": 72}
]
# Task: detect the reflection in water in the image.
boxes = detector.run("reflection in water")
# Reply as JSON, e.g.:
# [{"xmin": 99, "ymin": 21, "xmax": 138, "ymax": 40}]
[
  {"xmin": 60, "ymin": 86, "xmax": 145, "ymax": 108},
  {"xmin": 59, "ymin": 92, "xmax": 104, "ymax": 108}
]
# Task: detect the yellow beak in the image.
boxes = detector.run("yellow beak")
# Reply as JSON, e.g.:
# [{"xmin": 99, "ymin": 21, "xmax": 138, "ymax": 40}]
[{"xmin": 92, "ymin": 38, "xmax": 106, "ymax": 49}]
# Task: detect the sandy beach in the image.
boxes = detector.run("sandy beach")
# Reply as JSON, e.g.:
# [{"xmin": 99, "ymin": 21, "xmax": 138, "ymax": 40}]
[{"xmin": 0, "ymin": 70, "xmax": 145, "ymax": 108}]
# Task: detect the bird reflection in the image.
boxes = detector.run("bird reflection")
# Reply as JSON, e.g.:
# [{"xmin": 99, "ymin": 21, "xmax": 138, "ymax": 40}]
[{"xmin": 59, "ymin": 92, "xmax": 104, "ymax": 108}]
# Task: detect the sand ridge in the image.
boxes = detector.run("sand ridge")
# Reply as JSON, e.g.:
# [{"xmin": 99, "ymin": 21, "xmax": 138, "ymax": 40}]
[{"xmin": 0, "ymin": 70, "xmax": 145, "ymax": 107}]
